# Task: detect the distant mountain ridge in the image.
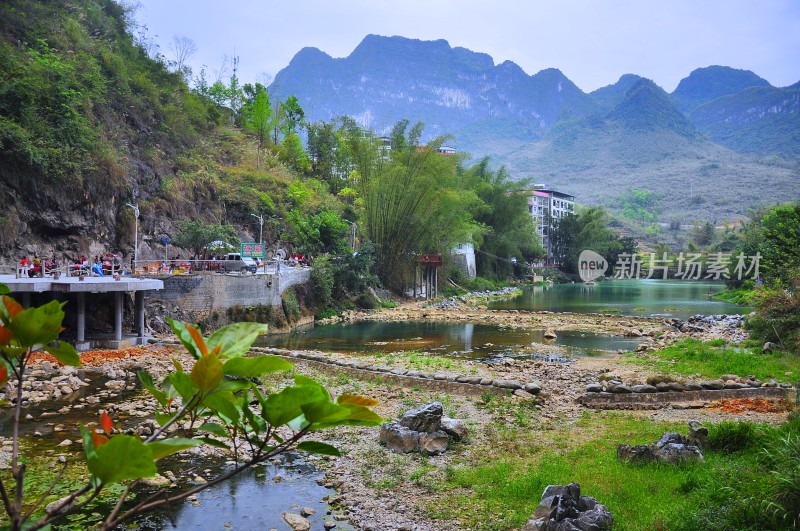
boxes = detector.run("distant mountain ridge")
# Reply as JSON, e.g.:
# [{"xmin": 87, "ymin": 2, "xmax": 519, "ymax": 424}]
[{"xmin": 269, "ymin": 35, "xmax": 799, "ymax": 220}]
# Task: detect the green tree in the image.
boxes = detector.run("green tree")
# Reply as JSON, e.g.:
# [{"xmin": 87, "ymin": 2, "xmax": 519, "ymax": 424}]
[
  {"xmin": 242, "ymin": 84, "xmax": 273, "ymax": 168},
  {"xmin": 172, "ymin": 219, "xmax": 239, "ymax": 257},
  {"xmin": 461, "ymin": 158, "xmax": 542, "ymax": 278},
  {"xmin": 618, "ymin": 188, "xmax": 658, "ymax": 222},
  {"xmin": 307, "ymin": 120, "xmax": 353, "ymax": 194},
  {"xmin": 277, "ymin": 95, "xmax": 305, "ymax": 141},
  {"xmin": 690, "ymin": 220, "xmax": 716, "ymax": 247},
  {"xmin": 287, "ymin": 209, "xmax": 350, "ymax": 256},
  {"xmin": 551, "ymin": 207, "xmax": 630, "ymax": 275},
  {"xmin": 279, "ymin": 132, "xmax": 310, "ymax": 173},
  {"xmin": 348, "ymin": 121, "xmax": 480, "ymax": 290},
  {"xmin": 752, "ymin": 202, "xmax": 800, "ymax": 283}
]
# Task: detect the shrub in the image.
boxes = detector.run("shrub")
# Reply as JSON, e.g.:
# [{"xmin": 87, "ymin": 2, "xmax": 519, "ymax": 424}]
[
  {"xmin": 747, "ymin": 276, "xmax": 800, "ymax": 353},
  {"xmin": 311, "ymin": 254, "xmax": 334, "ymax": 309}
]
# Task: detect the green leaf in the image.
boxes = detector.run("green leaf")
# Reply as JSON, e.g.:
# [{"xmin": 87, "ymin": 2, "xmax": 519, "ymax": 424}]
[
  {"xmin": 43, "ymin": 340, "xmax": 80, "ymax": 367},
  {"xmin": 197, "ymin": 423, "xmax": 228, "ymax": 437},
  {"xmin": 7, "ymin": 300, "xmax": 65, "ymax": 348},
  {"xmin": 223, "ymin": 355, "xmax": 292, "ymax": 378},
  {"xmin": 203, "ymin": 390, "xmax": 240, "ymax": 423},
  {"xmin": 155, "ymin": 413, "xmax": 173, "ymax": 427},
  {"xmin": 207, "ymin": 322, "xmax": 269, "ymax": 359},
  {"xmin": 262, "ymin": 385, "xmax": 328, "ymax": 427},
  {"xmin": 86, "ymin": 435, "xmax": 157, "ymax": 484},
  {"xmin": 194, "ymin": 436, "xmax": 230, "ymax": 450},
  {"xmin": 191, "ymin": 353, "xmax": 223, "ymax": 393},
  {"xmin": 167, "ymin": 371, "xmax": 198, "ymax": 402},
  {"xmin": 80, "ymin": 425, "xmax": 97, "ymax": 460},
  {"xmin": 138, "ymin": 371, "xmax": 168, "ymax": 408},
  {"xmin": 297, "ymin": 441, "xmax": 341, "ymax": 457},
  {"xmin": 0, "ymin": 283, "xmax": 9, "ymax": 295},
  {"xmin": 167, "ymin": 318, "xmax": 204, "ymax": 359},
  {"xmin": 147, "ymin": 438, "xmax": 201, "ymax": 461},
  {"xmin": 215, "ymin": 378, "xmax": 253, "ymax": 394},
  {"xmin": 301, "ymin": 400, "xmax": 350, "ymax": 427}
]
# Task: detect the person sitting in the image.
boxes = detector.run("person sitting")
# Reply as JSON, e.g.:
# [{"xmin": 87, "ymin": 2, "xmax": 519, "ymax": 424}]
[{"xmin": 92, "ymin": 258, "xmax": 104, "ymax": 276}]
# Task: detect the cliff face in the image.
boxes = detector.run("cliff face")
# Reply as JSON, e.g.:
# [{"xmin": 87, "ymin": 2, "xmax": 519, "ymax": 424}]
[{"xmin": 0, "ymin": 0, "xmax": 216, "ymax": 266}]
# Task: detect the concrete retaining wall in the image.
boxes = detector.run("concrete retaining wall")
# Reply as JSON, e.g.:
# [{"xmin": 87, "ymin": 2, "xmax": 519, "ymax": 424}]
[{"xmin": 149, "ymin": 268, "xmax": 311, "ymax": 312}]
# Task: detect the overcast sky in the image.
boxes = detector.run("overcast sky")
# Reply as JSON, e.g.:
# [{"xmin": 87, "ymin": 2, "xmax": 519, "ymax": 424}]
[{"xmin": 132, "ymin": 0, "xmax": 800, "ymax": 93}]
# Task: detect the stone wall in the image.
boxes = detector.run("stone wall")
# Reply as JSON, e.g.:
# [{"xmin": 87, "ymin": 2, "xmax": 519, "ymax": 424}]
[{"xmin": 149, "ymin": 268, "xmax": 311, "ymax": 312}]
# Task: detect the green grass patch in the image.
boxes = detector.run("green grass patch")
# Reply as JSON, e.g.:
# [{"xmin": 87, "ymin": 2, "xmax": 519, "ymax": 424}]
[
  {"xmin": 626, "ymin": 338, "xmax": 800, "ymax": 383},
  {"xmin": 432, "ymin": 412, "xmax": 800, "ymax": 530},
  {"xmin": 714, "ymin": 288, "xmax": 756, "ymax": 306}
]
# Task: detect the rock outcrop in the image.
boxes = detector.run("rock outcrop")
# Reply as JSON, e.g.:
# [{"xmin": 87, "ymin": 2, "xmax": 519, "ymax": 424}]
[
  {"xmin": 522, "ymin": 482, "xmax": 613, "ymax": 531},
  {"xmin": 617, "ymin": 422, "xmax": 706, "ymax": 464},
  {"xmin": 379, "ymin": 402, "xmax": 466, "ymax": 455}
]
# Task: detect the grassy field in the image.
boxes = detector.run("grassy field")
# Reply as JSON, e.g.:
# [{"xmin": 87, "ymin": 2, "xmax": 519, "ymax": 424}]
[
  {"xmin": 422, "ymin": 409, "xmax": 800, "ymax": 530},
  {"xmin": 624, "ymin": 338, "xmax": 800, "ymax": 383}
]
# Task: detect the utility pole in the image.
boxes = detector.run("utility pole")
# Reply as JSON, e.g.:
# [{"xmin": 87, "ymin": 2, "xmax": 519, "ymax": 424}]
[
  {"xmin": 251, "ymin": 213, "xmax": 264, "ymax": 271},
  {"xmin": 126, "ymin": 203, "xmax": 139, "ymax": 271}
]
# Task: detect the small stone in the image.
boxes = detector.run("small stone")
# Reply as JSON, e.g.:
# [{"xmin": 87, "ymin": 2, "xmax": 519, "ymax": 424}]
[
  {"xmin": 57, "ymin": 439, "xmax": 72, "ymax": 447},
  {"xmin": 585, "ymin": 383, "xmax": 603, "ymax": 393},
  {"xmin": 282, "ymin": 512, "xmax": 311, "ymax": 531},
  {"xmin": 300, "ymin": 507, "xmax": 316, "ymax": 517},
  {"xmin": 523, "ymin": 382, "xmax": 542, "ymax": 394},
  {"xmin": 192, "ymin": 476, "xmax": 207, "ymax": 484}
]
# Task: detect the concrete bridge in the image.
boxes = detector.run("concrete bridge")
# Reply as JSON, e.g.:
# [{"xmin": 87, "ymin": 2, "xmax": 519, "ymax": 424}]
[{"xmin": 148, "ymin": 266, "xmax": 311, "ymax": 313}]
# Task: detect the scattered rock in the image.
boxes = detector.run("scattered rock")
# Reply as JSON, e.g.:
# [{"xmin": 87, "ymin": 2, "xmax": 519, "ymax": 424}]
[{"xmin": 522, "ymin": 482, "xmax": 613, "ymax": 531}]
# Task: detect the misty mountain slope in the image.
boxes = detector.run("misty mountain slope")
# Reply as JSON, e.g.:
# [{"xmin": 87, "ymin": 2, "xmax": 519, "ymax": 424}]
[
  {"xmin": 269, "ymin": 35, "xmax": 799, "ymax": 220},
  {"xmin": 269, "ymin": 34, "xmax": 599, "ymax": 152},
  {"xmin": 670, "ymin": 65, "xmax": 771, "ymax": 113},
  {"xmin": 690, "ymin": 85, "xmax": 800, "ymax": 157}
]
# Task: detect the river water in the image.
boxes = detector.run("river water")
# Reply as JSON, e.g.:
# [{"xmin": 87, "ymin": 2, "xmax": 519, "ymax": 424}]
[{"xmin": 488, "ymin": 279, "xmax": 745, "ymax": 319}]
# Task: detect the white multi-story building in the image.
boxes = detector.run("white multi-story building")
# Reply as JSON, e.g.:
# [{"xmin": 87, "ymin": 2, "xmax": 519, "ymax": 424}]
[{"xmin": 525, "ymin": 185, "xmax": 575, "ymax": 265}]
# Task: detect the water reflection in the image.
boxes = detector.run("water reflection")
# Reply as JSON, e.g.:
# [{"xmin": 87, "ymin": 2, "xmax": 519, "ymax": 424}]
[
  {"xmin": 259, "ymin": 321, "xmax": 641, "ymax": 358},
  {"xmin": 488, "ymin": 279, "xmax": 745, "ymax": 318}
]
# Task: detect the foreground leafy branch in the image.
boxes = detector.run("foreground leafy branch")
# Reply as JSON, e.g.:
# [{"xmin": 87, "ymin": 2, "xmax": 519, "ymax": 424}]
[{"xmin": 0, "ymin": 284, "xmax": 381, "ymax": 530}]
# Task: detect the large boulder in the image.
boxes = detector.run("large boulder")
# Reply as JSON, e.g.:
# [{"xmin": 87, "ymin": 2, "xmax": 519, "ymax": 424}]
[
  {"xmin": 399, "ymin": 402, "xmax": 443, "ymax": 433},
  {"xmin": 618, "ymin": 423, "xmax": 705, "ymax": 465},
  {"xmin": 379, "ymin": 421, "xmax": 420, "ymax": 453},
  {"xmin": 379, "ymin": 402, "xmax": 467, "ymax": 455},
  {"xmin": 522, "ymin": 483, "xmax": 613, "ymax": 531}
]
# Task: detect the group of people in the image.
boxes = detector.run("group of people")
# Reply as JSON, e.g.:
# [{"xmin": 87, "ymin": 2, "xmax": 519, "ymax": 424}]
[
  {"xmin": 17, "ymin": 253, "xmax": 123, "ymax": 277},
  {"xmin": 18, "ymin": 255, "xmax": 60, "ymax": 277}
]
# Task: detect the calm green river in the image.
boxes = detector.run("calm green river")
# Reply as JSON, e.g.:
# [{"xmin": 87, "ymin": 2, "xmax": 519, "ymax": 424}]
[
  {"xmin": 261, "ymin": 280, "xmax": 745, "ymax": 358},
  {"xmin": 488, "ymin": 279, "xmax": 746, "ymax": 319}
]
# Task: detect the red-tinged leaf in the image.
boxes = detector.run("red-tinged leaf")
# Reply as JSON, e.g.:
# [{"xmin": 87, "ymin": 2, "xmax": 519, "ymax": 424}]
[
  {"xmin": 0, "ymin": 326, "xmax": 13, "ymax": 346},
  {"xmin": 187, "ymin": 325, "xmax": 208, "ymax": 357},
  {"xmin": 0, "ymin": 366, "xmax": 8, "ymax": 388},
  {"xmin": 101, "ymin": 411, "xmax": 113, "ymax": 435},
  {"xmin": 2, "ymin": 296, "xmax": 23, "ymax": 318},
  {"xmin": 337, "ymin": 394, "xmax": 380, "ymax": 407},
  {"xmin": 92, "ymin": 431, "xmax": 109, "ymax": 449}
]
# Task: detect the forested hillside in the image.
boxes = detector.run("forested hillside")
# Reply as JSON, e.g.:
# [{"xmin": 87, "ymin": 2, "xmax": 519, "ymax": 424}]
[{"xmin": 0, "ymin": 0, "xmax": 304, "ymax": 266}]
